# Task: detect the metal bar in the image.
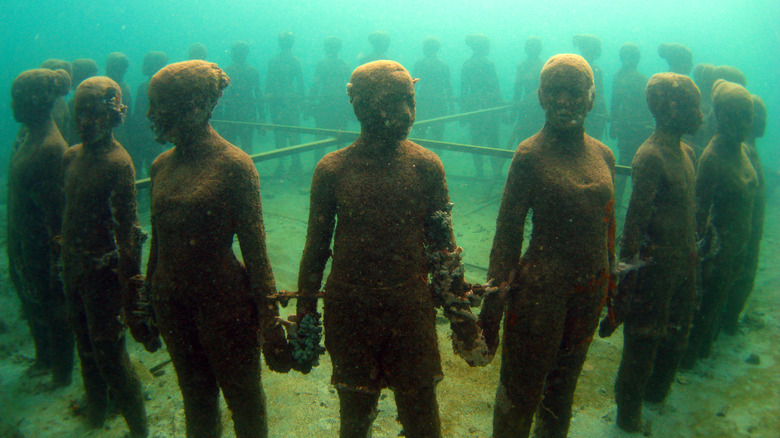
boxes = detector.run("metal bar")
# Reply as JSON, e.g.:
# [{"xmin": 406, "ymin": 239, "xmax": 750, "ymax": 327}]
[{"xmin": 135, "ymin": 138, "xmax": 341, "ymax": 190}]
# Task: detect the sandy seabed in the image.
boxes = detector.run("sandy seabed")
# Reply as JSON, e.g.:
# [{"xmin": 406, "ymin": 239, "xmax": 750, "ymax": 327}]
[{"xmin": 0, "ymin": 148, "xmax": 778, "ymax": 438}]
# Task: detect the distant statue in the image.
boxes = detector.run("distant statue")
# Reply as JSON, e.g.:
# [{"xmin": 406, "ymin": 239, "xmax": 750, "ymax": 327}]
[
  {"xmin": 146, "ymin": 60, "xmax": 292, "ymax": 437},
  {"xmin": 63, "ymin": 58, "xmax": 98, "ymax": 145},
  {"xmin": 218, "ymin": 41, "xmax": 263, "ymax": 154},
  {"xmin": 412, "ymin": 37, "xmax": 453, "ymax": 141},
  {"xmin": 62, "ymin": 76, "xmax": 152, "ymax": 437},
  {"xmin": 658, "ymin": 43, "xmax": 693, "ymax": 75},
  {"xmin": 461, "ymin": 33, "xmax": 503, "ymax": 177},
  {"xmin": 7, "ymin": 68, "xmax": 74, "ymax": 387},
  {"xmin": 266, "ymin": 31, "xmax": 305, "ymax": 174},
  {"xmin": 573, "ymin": 34, "xmax": 607, "ymax": 140},
  {"xmin": 296, "ymin": 60, "xmax": 483, "ymax": 438},
  {"xmin": 39, "ymin": 59, "xmax": 73, "ymax": 135},
  {"xmin": 681, "ymin": 80, "xmax": 758, "ymax": 369},
  {"xmin": 690, "ymin": 64, "xmax": 747, "ymax": 157},
  {"xmin": 599, "ymin": 73, "xmax": 701, "ymax": 433},
  {"xmin": 479, "ymin": 54, "xmax": 616, "ymax": 438},
  {"xmin": 309, "ymin": 36, "xmax": 351, "ymax": 132},
  {"xmin": 721, "ymin": 94, "xmax": 766, "ymax": 335},
  {"xmin": 509, "ymin": 36, "xmax": 545, "ymax": 145},
  {"xmin": 129, "ymin": 51, "xmax": 168, "ymax": 177},
  {"xmin": 358, "ymin": 31, "xmax": 391, "ymax": 64},
  {"xmin": 609, "ymin": 43, "xmax": 654, "ymax": 208},
  {"xmin": 106, "ymin": 52, "xmax": 133, "ymax": 146},
  {"xmin": 187, "ymin": 42, "xmax": 208, "ymax": 60}
]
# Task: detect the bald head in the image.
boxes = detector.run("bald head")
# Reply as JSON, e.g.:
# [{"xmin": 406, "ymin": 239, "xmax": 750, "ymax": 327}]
[
  {"xmin": 712, "ymin": 79, "xmax": 753, "ymax": 139},
  {"xmin": 539, "ymin": 54, "xmax": 595, "ymax": 131},
  {"xmin": 347, "ymin": 60, "xmax": 416, "ymax": 141}
]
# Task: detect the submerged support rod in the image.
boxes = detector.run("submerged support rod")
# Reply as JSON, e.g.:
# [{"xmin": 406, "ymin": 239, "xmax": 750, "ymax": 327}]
[{"xmin": 135, "ymin": 138, "xmax": 341, "ymax": 190}]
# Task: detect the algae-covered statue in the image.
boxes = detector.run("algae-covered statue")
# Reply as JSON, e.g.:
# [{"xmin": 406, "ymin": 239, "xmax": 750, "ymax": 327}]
[
  {"xmin": 412, "ymin": 36, "xmax": 453, "ymax": 141},
  {"xmin": 266, "ymin": 32, "xmax": 305, "ymax": 174},
  {"xmin": 600, "ymin": 73, "xmax": 701, "ymax": 432},
  {"xmin": 461, "ymin": 33, "xmax": 503, "ymax": 177},
  {"xmin": 295, "ymin": 60, "xmax": 485, "ymax": 438},
  {"xmin": 7, "ymin": 68, "xmax": 74, "ymax": 387},
  {"xmin": 573, "ymin": 34, "xmax": 608, "ymax": 140},
  {"xmin": 609, "ymin": 43, "xmax": 654, "ymax": 208},
  {"xmin": 509, "ymin": 36, "xmax": 545, "ymax": 145},
  {"xmin": 722, "ymin": 94, "xmax": 767, "ymax": 335},
  {"xmin": 146, "ymin": 60, "xmax": 291, "ymax": 438},
  {"xmin": 62, "ymin": 76, "xmax": 152, "ymax": 437},
  {"xmin": 219, "ymin": 41, "xmax": 264, "ymax": 154},
  {"xmin": 479, "ymin": 54, "xmax": 616, "ymax": 438},
  {"xmin": 658, "ymin": 43, "xmax": 693, "ymax": 76},
  {"xmin": 682, "ymin": 80, "xmax": 758, "ymax": 368}
]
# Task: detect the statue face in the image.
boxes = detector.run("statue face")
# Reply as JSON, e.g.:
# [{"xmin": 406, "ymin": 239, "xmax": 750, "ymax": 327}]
[
  {"xmin": 355, "ymin": 76, "xmax": 416, "ymax": 142},
  {"xmin": 674, "ymin": 93, "xmax": 703, "ymax": 135},
  {"xmin": 147, "ymin": 94, "xmax": 177, "ymax": 144},
  {"xmin": 75, "ymin": 94, "xmax": 115, "ymax": 145},
  {"xmin": 539, "ymin": 72, "xmax": 593, "ymax": 131}
]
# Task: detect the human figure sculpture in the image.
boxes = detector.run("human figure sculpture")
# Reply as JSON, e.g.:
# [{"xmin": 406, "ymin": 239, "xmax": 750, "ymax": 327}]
[
  {"xmin": 266, "ymin": 31, "xmax": 305, "ymax": 174},
  {"xmin": 412, "ymin": 37, "xmax": 453, "ymax": 141},
  {"xmin": 658, "ymin": 43, "xmax": 693, "ymax": 76},
  {"xmin": 309, "ymin": 36, "xmax": 351, "ymax": 132},
  {"xmin": 573, "ymin": 34, "xmax": 608, "ymax": 140},
  {"xmin": 721, "ymin": 94, "xmax": 766, "ymax": 335},
  {"xmin": 690, "ymin": 64, "xmax": 747, "ymax": 158},
  {"xmin": 188, "ymin": 42, "xmax": 208, "ymax": 60},
  {"xmin": 461, "ymin": 33, "xmax": 503, "ymax": 177},
  {"xmin": 609, "ymin": 43, "xmax": 654, "ymax": 208},
  {"xmin": 62, "ymin": 76, "xmax": 153, "ymax": 437},
  {"xmin": 146, "ymin": 60, "xmax": 291, "ymax": 438},
  {"xmin": 219, "ymin": 41, "xmax": 264, "ymax": 154},
  {"xmin": 599, "ymin": 73, "xmax": 701, "ymax": 432},
  {"xmin": 295, "ymin": 60, "xmax": 483, "ymax": 438},
  {"xmin": 509, "ymin": 36, "xmax": 545, "ymax": 145},
  {"xmin": 129, "ymin": 51, "xmax": 168, "ymax": 177},
  {"xmin": 106, "ymin": 52, "xmax": 133, "ymax": 146},
  {"xmin": 358, "ymin": 31, "xmax": 391, "ymax": 64},
  {"xmin": 7, "ymin": 68, "xmax": 74, "ymax": 386},
  {"xmin": 39, "ymin": 59, "xmax": 73, "ymax": 136},
  {"xmin": 478, "ymin": 54, "xmax": 616, "ymax": 438},
  {"xmin": 681, "ymin": 80, "xmax": 757, "ymax": 368},
  {"xmin": 63, "ymin": 58, "xmax": 98, "ymax": 145}
]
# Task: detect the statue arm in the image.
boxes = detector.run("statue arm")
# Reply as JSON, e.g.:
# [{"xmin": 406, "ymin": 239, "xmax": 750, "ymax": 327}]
[{"xmin": 296, "ymin": 161, "xmax": 337, "ymax": 318}]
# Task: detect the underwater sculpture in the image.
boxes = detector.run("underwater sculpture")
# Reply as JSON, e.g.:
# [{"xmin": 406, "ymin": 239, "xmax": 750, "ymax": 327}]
[
  {"xmin": 188, "ymin": 42, "xmax": 208, "ymax": 60},
  {"xmin": 509, "ymin": 36, "xmax": 545, "ymax": 145},
  {"xmin": 573, "ymin": 34, "xmax": 608, "ymax": 140},
  {"xmin": 358, "ymin": 30, "xmax": 391, "ymax": 64},
  {"xmin": 39, "ymin": 59, "xmax": 73, "ymax": 136},
  {"xmin": 63, "ymin": 58, "xmax": 98, "ymax": 145},
  {"xmin": 599, "ymin": 73, "xmax": 701, "ymax": 432},
  {"xmin": 412, "ymin": 36, "xmax": 453, "ymax": 141},
  {"xmin": 721, "ymin": 94, "xmax": 767, "ymax": 335},
  {"xmin": 106, "ymin": 52, "xmax": 133, "ymax": 147},
  {"xmin": 609, "ymin": 43, "xmax": 654, "ymax": 208},
  {"xmin": 146, "ymin": 60, "xmax": 291, "ymax": 438},
  {"xmin": 461, "ymin": 33, "xmax": 503, "ymax": 177},
  {"xmin": 7, "ymin": 68, "xmax": 74, "ymax": 387},
  {"xmin": 681, "ymin": 80, "xmax": 758, "ymax": 369},
  {"xmin": 219, "ymin": 41, "xmax": 263, "ymax": 154},
  {"xmin": 61, "ymin": 76, "xmax": 152, "ymax": 437},
  {"xmin": 690, "ymin": 64, "xmax": 747, "ymax": 158},
  {"xmin": 658, "ymin": 43, "xmax": 693, "ymax": 76},
  {"xmin": 478, "ymin": 54, "xmax": 616, "ymax": 438},
  {"xmin": 266, "ymin": 31, "xmax": 305, "ymax": 174},
  {"xmin": 295, "ymin": 60, "xmax": 485, "ymax": 438},
  {"xmin": 309, "ymin": 36, "xmax": 351, "ymax": 132},
  {"xmin": 129, "ymin": 51, "xmax": 168, "ymax": 176}
]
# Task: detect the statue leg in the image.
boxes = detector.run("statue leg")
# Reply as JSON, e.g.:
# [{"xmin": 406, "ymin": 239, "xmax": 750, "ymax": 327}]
[
  {"xmin": 337, "ymin": 389, "xmax": 380, "ymax": 438},
  {"xmin": 394, "ymin": 385, "xmax": 442, "ymax": 438}
]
